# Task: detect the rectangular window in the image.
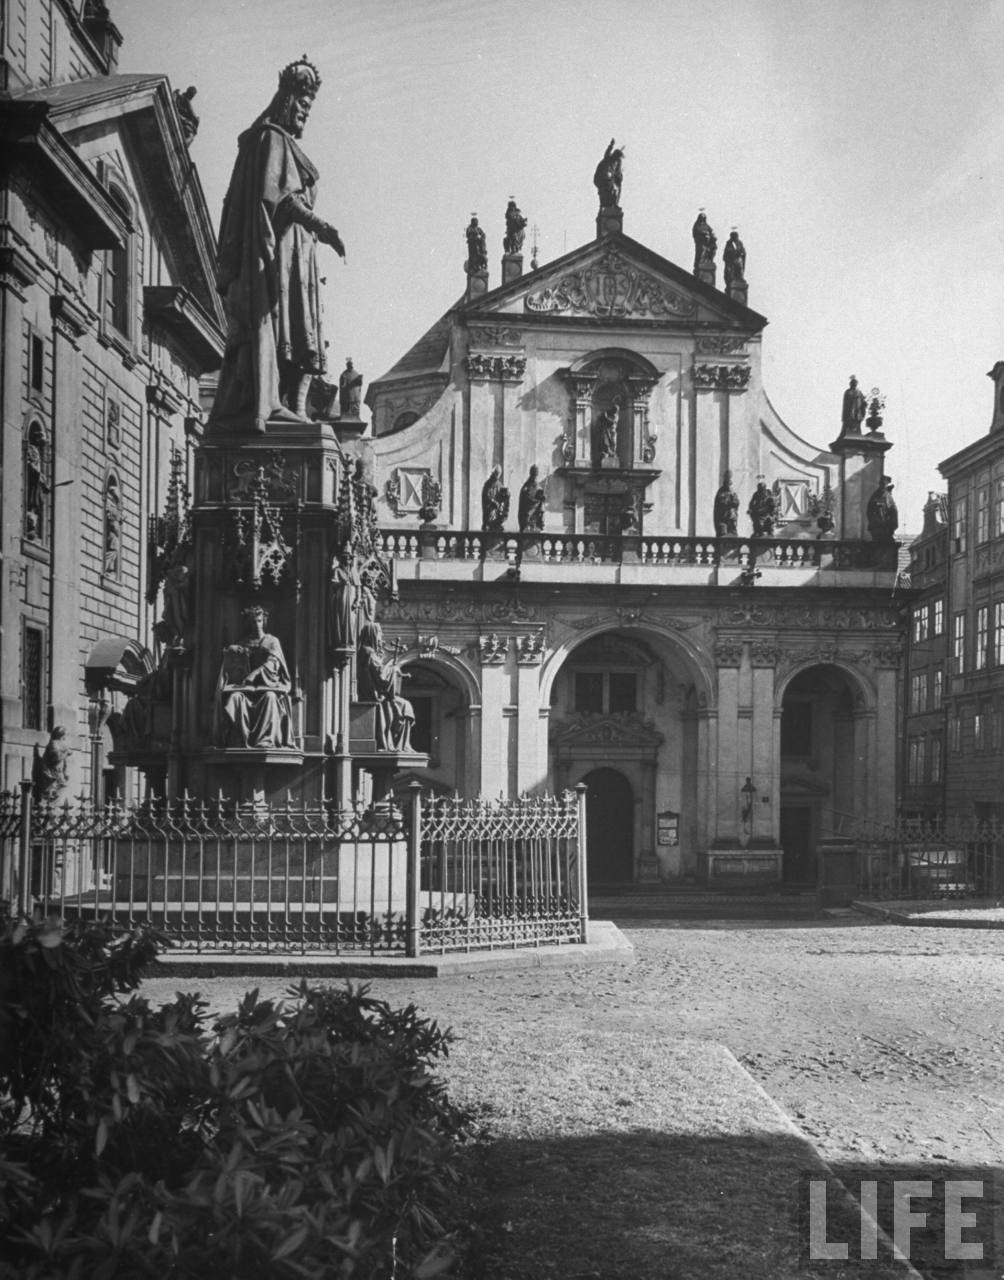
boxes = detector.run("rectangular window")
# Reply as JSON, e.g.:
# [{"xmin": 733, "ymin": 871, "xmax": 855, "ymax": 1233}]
[
  {"xmin": 930, "ymin": 735, "xmax": 942, "ymax": 782},
  {"xmin": 977, "ymin": 486, "xmax": 990, "ymax": 544},
  {"xmin": 908, "ymin": 738, "xmax": 926, "ymax": 785},
  {"xmin": 932, "ymin": 666, "xmax": 943, "ymax": 709},
  {"xmin": 994, "ymin": 710, "xmax": 1004, "ymax": 752},
  {"xmin": 932, "ymin": 599, "xmax": 945, "ymax": 636},
  {"xmin": 29, "ymin": 334, "xmax": 44, "ymax": 394},
  {"xmin": 948, "ymin": 711, "xmax": 962, "ymax": 753},
  {"xmin": 953, "ymin": 496, "xmax": 968, "ymax": 553},
  {"xmin": 910, "ymin": 672, "xmax": 928, "ymax": 714},
  {"xmin": 608, "ymin": 672, "xmax": 637, "ymax": 714},
  {"xmin": 21, "ymin": 623, "xmax": 45, "ymax": 730},
  {"xmin": 976, "ymin": 606, "xmax": 989, "ymax": 670},
  {"xmin": 975, "ymin": 706, "xmax": 988, "ymax": 752},
  {"xmin": 953, "ymin": 612, "xmax": 966, "ymax": 675},
  {"xmin": 911, "ymin": 605, "xmax": 929, "ymax": 644},
  {"xmin": 995, "ymin": 602, "xmax": 1004, "ymax": 666},
  {"xmin": 574, "ymin": 672, "xmax": 604, "ymax": 714},
  {"xmin": 996, "ymin": 480, "xmax": 1004, "ymax": 538}
]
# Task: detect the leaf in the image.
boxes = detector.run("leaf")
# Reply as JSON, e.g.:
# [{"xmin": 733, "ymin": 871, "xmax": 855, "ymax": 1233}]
[
  {"xmin": 272, "ymin": 1225, "xmax": 309, "ymax": 1261},
  {"xmin": 126, "ymin": 1073, "xmax": 140, "ymax": 1105},
  {"xmin": 96, "ymin": 1119, "xmax": 109, "ymax": 1156},
  {"xmin": 148, "ymin": 1211, "xmax": 163, "ymax": 1245},
  {"xmin": 414, "ymin": 1242, "xmax": 458, "ymax": 1279}
]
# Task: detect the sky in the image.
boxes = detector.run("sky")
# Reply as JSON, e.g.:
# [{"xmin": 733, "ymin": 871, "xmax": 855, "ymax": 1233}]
[{"xmin": 114, "ymin": 0, "xmax": 1003, "ymax": 532}]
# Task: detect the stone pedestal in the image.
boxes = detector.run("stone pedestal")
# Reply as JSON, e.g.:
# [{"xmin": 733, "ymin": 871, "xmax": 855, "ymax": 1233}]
[
  {"xmin": 700, "ymin": 844, "xmax": 783, "ymax": 885},
  {"xmin": 465, "ymin": 270, "xmax": 489, "ymax": 302},
  {"xmin": 830, "ymin": 431, "xmax": 892, "ymax": 540},
  {"xmin": 596, "ymin": 207, "xmax": 623, "ymax": 238},
  {"xmin": 501, "ymin": 252, "xmax": 523, "ymax": 284},
  {"xmin": 695, "ymin": 263, "xmax": 716, "ymax": 288},
  {"xmin": 726, "ymin": 280, "xmax": 748, "ymax": 306}
]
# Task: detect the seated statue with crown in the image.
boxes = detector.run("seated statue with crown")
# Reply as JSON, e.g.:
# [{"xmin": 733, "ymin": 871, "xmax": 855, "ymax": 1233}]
[{"xmin": 209, "ymin": 56, "xmax": 345, "ymax": 433}]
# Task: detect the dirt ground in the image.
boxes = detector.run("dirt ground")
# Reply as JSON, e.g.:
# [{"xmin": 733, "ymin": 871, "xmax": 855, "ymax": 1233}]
[{"xmin": 142, "ymin": 912, "xmax": 1004, "ymax": 1171}]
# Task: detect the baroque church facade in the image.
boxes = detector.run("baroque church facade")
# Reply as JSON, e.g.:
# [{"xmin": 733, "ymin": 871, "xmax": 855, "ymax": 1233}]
[{"xmin": 364, "ymin": 198, "xmax": 903, "ymax": 886}]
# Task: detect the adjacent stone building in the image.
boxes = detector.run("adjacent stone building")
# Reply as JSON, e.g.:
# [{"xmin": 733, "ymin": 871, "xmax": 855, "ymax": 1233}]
[
  {"xmin": 364, "ymin": 195, "xmax": 904, "ymax": 886},
  {"xmin": 0, "ymin": 1, "xmax": 222, "ymax": 803}
]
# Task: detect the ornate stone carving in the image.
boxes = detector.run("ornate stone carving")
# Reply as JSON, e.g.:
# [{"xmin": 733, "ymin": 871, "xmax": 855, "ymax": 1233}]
[
  {"xmin": 722, "ymin": 364, "xmax": 752, "ymax": 392},
  {"xmin": 525, "ymin": 247, "xmax": 694, "ymax": 318},
  {"xmin": 227, "ymin": 452, "xmax": 298, "ymax": 503},
  {"xmin": 384, "ymin": 467, "xmax": 441, "ymax": 520},
  {"xmin": 225, "ymin": 477, "xmax": 294, "ymax": 590},
  {"xmin": 750, "ymin": 642, "xmax": 780, "ymax": 667},
  {"xmin": 693, "ymin": 363, "xmax": 721, "ymax": 389},
  {"xmin": 693, "ymin": 362, "xmax": 751, "ymax": 391},
  {"xmin": 871, "ymin": 642, "xmax": 904, "ymax": 668},
  {"xmin": 481, "ymin": 467, "xmax": 510, "ymax": 532},
  {"xmin": 479, "ymin": 633, "xmax": 509, "ymax": 664},
  {"xmin": 466, "ymin": 353, "xmax": 526, "ymax": 382},
  {"xmin": 32, "ymin": 727, "xmax": 70, "ymax": 803},
  {"xmin": 468, "ymin": 324, "xmax": 523, "ymax": 347},
  {"xmin": 214, "ymin": 606, "xmax": 294, "ymax": 749},
  {"xmin": 714, "ymin": 639, "xmax": 744, "ymax": 667},
  {"xmin": 358, "ymin": 622, "xmax": 414, "ymax": 751},
  {"xmin": 418, "ymin": 635, "xmax": 461, "ymax": 659},
  {"xmin": 641, "ymin": 433, "xmax": 658, "ymax": 464},
  {"xmin": 696, "ymin": 335, "xmax": 748, "ymax": 355},
  {"xmin": 516, "ymin": 631, "xmax": 545, "ymax": 664}
]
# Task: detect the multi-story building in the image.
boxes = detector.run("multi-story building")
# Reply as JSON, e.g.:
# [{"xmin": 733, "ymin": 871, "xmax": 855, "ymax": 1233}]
[
  {"xmin": 364, "ymin": 197, "xmax": 904, "ymax": 887},
  {"xmin": 0, "ymin": 0, "xmax": 222, "ymax": 801},
  {"xmin": 933, "ymin": 363, "xmax": 1004, "ymax": 822}
]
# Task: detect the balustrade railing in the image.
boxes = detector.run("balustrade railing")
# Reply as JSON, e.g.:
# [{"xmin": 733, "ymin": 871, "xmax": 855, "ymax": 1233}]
[
  {"xmin": 378, "ymin": 529, "xmax": 899, "ymax": 572},
  {"xmin": 0, "ymin": 783, "xmax": 587, "ymax": 956}
]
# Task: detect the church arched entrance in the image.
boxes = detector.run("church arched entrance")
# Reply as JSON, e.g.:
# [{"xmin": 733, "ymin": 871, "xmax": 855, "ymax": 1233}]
[{"xmin": 583, "ymin": 767, "xmax": 634, "ymax": 884}]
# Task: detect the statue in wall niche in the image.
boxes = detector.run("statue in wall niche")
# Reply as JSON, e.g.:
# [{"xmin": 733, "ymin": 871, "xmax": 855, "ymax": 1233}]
[
  {"xmin": 723, "ymin": 230, "xmax": 747, "ymax": 287},
  {"xmin": 465, "ymin": 215, "xmax": 487, "ymax": 274},
  {"xmin": 504, "ymin": 199, "xmax": 527, "ymax": 254},
  {"xmin": 339, "ymin": 357, "xmax": 363, "ymax": 417},
  {"xmin": 747, "ymin": 480, "xmax": 777, "ymax": 536},
  {"xmin": 23, "ymin": 424, "xmax": 48, "ymax": 542},
  {"xmin": 866, "ymin": 475, "xmax": 899, "ymax": 542},
  {"xmin": 518, "ymin": 465, "xmax": 545, "ymax": 531},
  {"xmin": 593, "ymin": 138, "xmax": 624, "ymax": 208},
  {"xmin": 103, "ymin": 474, "xmax": 123, "ymax": 577},
  {"xmin": 357, "ymin": 622, "xmax": 414, "ymax": 752},
  {"xmin": 31, "ymin": 726, "xmax": 69, "ymax": 804},
  {"xmin": 328, "ymin": 547, "xmax": 361, "ymax": 654},
  {"xmin": 841, "ymin": 375, "xmax": 867, "ymax": 435},
  {"xmin": 692, "ymin": 210, "xmax": 717, "ymax": 272},
  {"xmin": 713, "ymin": 470, "xmax": 740, "ymax": 535},
  {"xmin": 597, "ymin": 399, "xmax": 621, "ymax": 462},
  {"xmin": 481, "ymin": 465, "xmax": 510, "ymax": 531},
  {"xmin": 214, "ymin": 606, "xmax": 294, "ymax": 749},
  {"xmin": 210, "ymin": 56, "xmax": 345, "ymax": 433}
]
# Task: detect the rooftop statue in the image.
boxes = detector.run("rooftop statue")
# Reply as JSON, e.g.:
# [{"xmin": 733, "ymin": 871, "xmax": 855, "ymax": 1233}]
[
  {"xmin": 713, "ymin": 470, "xmax": 739, "ymax": 536},
  {"xmin": 748, "ymin": 480, "xmax": 777, "ymax": 536},
  {"xmin": 339, "ymin": 357, "xmax": 363, "ymax": 417},
  {"xmin": 723, "ymin": 230, "xmax": 747, "ymax": 287},
  {"xmin": 866, "ymin": 475, "xmax": 899, "ymax": 542},
  {"xmin": 504, "ymin": 199, "xmax": 528, "ymax": 255},
  {"xmin": 841, "ymin": 375, "xmax": 867, "ymax": 435},
  {"xmin": 210, "ymin": 57, "xmax": 345, "ymax": 433},
  {"xmin": 465, "ymin": 215, "xmax": 487, "ymax": 274},
  {"xmin": 174, "ymin": 85, "xmax": 199, "ymax": 145},
  {"xmin": 518, "ymin": 465, "xmax": 545, "ymax": 532},
  {"xmin": 593, "ymin": 138, "xmax": 624, "ymax": 209},
  {"xmin": 481, "ymin": 465, "xmax": 510, "ymax": 532},
  {"xmin": 692, "ymin": 211, "xmax": 717, "ymax": 273}
]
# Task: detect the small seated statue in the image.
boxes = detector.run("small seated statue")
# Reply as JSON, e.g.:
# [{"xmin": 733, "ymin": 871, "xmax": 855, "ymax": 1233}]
[
  {"xmin": 357, "ymin": 621, "xmax": 415, "ymax": 752},
  {"xmin": 214, "ymin": 606, "xmax": 294, "ymax": 748}
]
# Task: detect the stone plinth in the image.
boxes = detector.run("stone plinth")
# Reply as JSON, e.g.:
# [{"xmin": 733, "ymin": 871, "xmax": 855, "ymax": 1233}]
[
  {"xmin": 596, "ymin": 206, "xmax": 623, "ymax": 238},
  {"xmin": 465, "ymin": 270, "xmax": 489, "ymax": 301},
  {"xmin": 700, "ymin": 845, "xmax": 783, "ymax": 885},
  {"xmin": 501, "ymin": 252, "xmax": 523, "ymax": 284}
]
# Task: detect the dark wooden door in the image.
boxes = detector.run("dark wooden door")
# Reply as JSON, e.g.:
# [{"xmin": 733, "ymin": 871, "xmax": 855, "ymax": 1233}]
[
  {"xmin": 780, "ymin": 805, "xmax": 814, "ymax": 885},
  {"xmin": 583, "ymin": 767, "xmax": 634, "ymax": 884}
]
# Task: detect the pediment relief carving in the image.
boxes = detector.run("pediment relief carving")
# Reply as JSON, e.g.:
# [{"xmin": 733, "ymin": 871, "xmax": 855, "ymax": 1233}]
[{"xmin": 524, "ymin": 247, "xmax": 695, "ymax": 319}]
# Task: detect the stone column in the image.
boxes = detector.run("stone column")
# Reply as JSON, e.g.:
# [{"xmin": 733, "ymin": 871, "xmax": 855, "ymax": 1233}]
[
  {"xmin": 499, "ymin": 355, "xmax": 527, "ymax": 484},
  {"xmin": 749, "ymin": 644, "xmax": 780, "ymax": 845},
  {"xmin": 566, "ymin": 372, "xmax": 597, "ymax": 471},
  {"xmin": 466, "ymin": 354, "xmax": 500, "ymax": 531},
  {"xmin": 830, "ymin": 433, "xmax": 892, "ymax": 541},
  {"xmin": 872, "ymin": 660, "xmax": 900, "ymax": 826},
  {"xmin": 692, "ymin": 363, "xmax": 724, "ymax": 535},
  {"xmin": 712, "ymin": 641, "xmax": 743, "ymax": 843},
  {"xmin": 627, "ymin": 376, "xmax": 656, "ymax": 467},
  {"xmin": 515, "ymin": 636, "xmax": 544, "ymax": 793},
  {"xmin": 478, "ymin": 637, "xmax": 510, "ymax": 796}
]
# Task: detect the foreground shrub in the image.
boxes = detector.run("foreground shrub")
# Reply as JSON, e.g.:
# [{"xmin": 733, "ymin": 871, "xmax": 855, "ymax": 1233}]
[{"xmin": 0, "ymin": 915, "xmax": 466, "ymax": 1278}]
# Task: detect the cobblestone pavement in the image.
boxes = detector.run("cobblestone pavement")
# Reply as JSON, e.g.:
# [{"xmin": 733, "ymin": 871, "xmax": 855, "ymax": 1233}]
[{"xmin": 143, "ymin": 913, "xmax": 1004, "ymax": 1173}]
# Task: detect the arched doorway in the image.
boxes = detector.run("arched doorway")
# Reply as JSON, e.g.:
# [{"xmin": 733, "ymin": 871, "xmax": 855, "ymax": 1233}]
[{"xmin": 583, "ymin": 767, "xmax": 634, "ymax": 884}]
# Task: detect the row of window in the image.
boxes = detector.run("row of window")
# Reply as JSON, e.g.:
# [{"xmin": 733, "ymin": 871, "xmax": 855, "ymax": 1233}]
[
  {"xmin": 907, "ymin": 734, "xmax": 942, "ymax": 785},
  {"xmin": 909, "ymin": 667, "xmax": 944, "ymax": 714},
  {"xmin": 911, "ymin": 598, "xmax": 944, "ymax": 643},
  {"xmin": 947, "ymin": 704, "xmax": 1004, "ymax": 754},
  {"xmin": 951, "ymin": 603, "xmax": 1004, "ymax": 675}
]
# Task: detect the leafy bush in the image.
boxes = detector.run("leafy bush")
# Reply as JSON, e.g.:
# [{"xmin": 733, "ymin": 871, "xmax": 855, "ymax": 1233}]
[{"xmin": 0, "ymin": 915, "xmax": 467, "ymax": 1278}]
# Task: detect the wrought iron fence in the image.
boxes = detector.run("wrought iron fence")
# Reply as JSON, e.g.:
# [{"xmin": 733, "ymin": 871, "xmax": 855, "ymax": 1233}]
[
  {"xmin": 0, "ymin": 783, "xmax": 587, "ymax": 956},
  {"xmin": 844, "ymin": 816, "xmax": 1004, "ymax": 901}
]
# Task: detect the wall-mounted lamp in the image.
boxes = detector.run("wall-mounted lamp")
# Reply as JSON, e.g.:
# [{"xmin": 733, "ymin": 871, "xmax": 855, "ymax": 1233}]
[{"xmin": 740, "ymin": 776, "xmax": 757, "ymax": 827}]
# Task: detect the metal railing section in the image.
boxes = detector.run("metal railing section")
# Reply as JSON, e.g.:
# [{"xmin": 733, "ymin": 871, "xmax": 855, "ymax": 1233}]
[{"xmin": 0, "ymin": 783, "xmax": 588, "ymax": 957}]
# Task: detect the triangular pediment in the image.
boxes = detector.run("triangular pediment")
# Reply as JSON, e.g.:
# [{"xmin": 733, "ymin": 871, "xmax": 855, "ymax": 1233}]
[
  {"xmin": 550, "ymin": 711, "xmax": 665, "ymax": 751},
  {"xmin": 463, "ymin": 232, "xmax": 767, "ymax": 332}
]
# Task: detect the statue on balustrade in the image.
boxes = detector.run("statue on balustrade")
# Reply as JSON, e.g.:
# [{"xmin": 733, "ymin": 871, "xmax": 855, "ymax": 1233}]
[
  {"xmin": 482, "ymin": 466, "xmax": 510, "ymax": 531},
  {"xmin": 214, "ymin": 606, "xmax": 294, "ymax": 748},
  {"xmin": 504, "ymin": 199, "xmax": 528, "ymax": 254},
  {"xmin": 593, "ymin": 138, "xmax": 624, "ymax": 208},
  {"xmin": 692, "ymin": 210, "xmax": 717, "ymax": 273},
  {"xmin": 747, "ymin": 480, "xmax": 777, "ymax": 536},
  {"xmin": 866, "ymin": 475, "xmax": 899, "ymax": 542},
  {"xmin": 210, "ymin": 56, "xmax": 346, "ymax": 433},
  {"xmin": 357, "ymin": 622, "xmax": 414, "ymax": 752},
  {"xmin": 713, "ymin": 470, "xmax": 740, "ymax": 535},
  {"xmin": 723, "ymin": 230, "xmax": 747, "ymax": 287},
  {"xmin": 465, "ymin": 215, "xmax": 487, "ymax": 274},
  {"xmin": 841, "ymin": 375, "xmax": 867, "ymax": 435},
  {"xmin": 518, "ymin": 465, "xmax": 545, "ymax": 532}
]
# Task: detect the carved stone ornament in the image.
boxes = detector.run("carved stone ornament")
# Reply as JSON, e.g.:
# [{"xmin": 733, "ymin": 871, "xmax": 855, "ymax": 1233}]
[
  {"xmin": 871, "ymin": 642, "xmax": 903, "ymax": 668},
  {"xmin": 525, "ymin": 247, "xmax": 695, "ymax": 319},
  {"xmin": 696, "ymin": 335, "xmax": 748, "ymax": 355},
  {"xmin": 693, "ymin": 363, "xmax": 751, "ymax": 391},
  {"xmin": 228, "ymin": 452, "xmax": 298, "ymax": 503},
  {"xmin": 749, "ymin": 641, "xmax": 780, "ymax": 667},
  {"xmin": 551, "ymin": 711, "xmax": 664, "ymax": 751},
  {"xmin": 641, "ymin": 433, "xmax": 658, "ymax": 464},
  {"xmin": 516, "ymin": 631, "xmax": 545, "ymax": 664},
  {"xmin": 468, "ymin": 325, "xmax": 523, "ymax": 347},
  {"xmin": 466, "ymin": 353, "xmax": 527, "ymax": 383},
  {"xmin": 714, "ymin": 639, "xmax": 744, "ymax": 667},
  {"xmin": 105, "ymin": 393, "xmax": 122, "ymax": 453},
  {"xmin": 384, "ymin": 466, "xmax": 441, "ymax": 519},
  {"xmin": 418, "ymin": 634, "xmax": 461, "ymax": 658},
  {"xmin": 478, "ymin": 633, "xmax": 509, "ymax": 664},
  {"xmin": 225, "ymin": 477, "xmax": 295, "ymax": 590}
]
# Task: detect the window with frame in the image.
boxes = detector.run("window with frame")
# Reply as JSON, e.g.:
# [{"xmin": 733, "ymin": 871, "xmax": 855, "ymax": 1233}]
[
  {"xmin": 953, "ymin": 495, "xmax": 968, "ymax": 554},
  {"xmin": 573, "ymin": 670, "xmax": 637, "ymax": 714},
  {"xmin": 976, "ymin": 486, "xmax": 990, "ymax": 544},
  {"xmin": 908, "ymin": 737, "xmax": 926, "ymax": 785},
  {"xmin": 930, "ymin": 735, "xmax": 942, "ymax": 782},
  {"xmin": 932, "ymin": 599, "xmax": 944, "ymax": 635},
  {"xmin": 21, "ymin": 622, "xmax": 46, "ymax": 730},
  {"xmin": 976, "ymin": 605, "xmax": 989, "ymax": 670},
  {"xmin": 910, "ymin": 672, "xmax": 928, "ymax": 714},
  {"xmin": 948, "ymin": 711, "xmax": 962, "ymax": 753},
  {"xmin": 996, "ymin": 480, "xmax": 1004, "ymax": 538},
  {"xmin": 911, "ymin": 605, "xmax": 929, "ymax": 644},
  {"xmin": 995, "ymin": 602, "xmax": 1004, "ymax": 666},
  {"xmin": 932, "ymin": 666, "xmax": 943, "ymax": 709},
  {"xmin": 29, "ymin": 333, "xmax": 45, "ymax": 396},
  {"xmin": 952, "ymin": 612, "xmax": 966, "ymax": 675},
  {"xmin": 104, "ymin": 186, "xmax": 132, "ymax": 339},
  {"xmin": 975, "ymin": 704, "xmax": 989, "ymax": 752}
]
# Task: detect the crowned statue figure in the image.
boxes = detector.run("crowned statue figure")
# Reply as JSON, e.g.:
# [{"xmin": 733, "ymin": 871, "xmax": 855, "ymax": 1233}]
[{"xmin": 210, "ymin": 56, "xmax": 346, "ymax": 433}]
